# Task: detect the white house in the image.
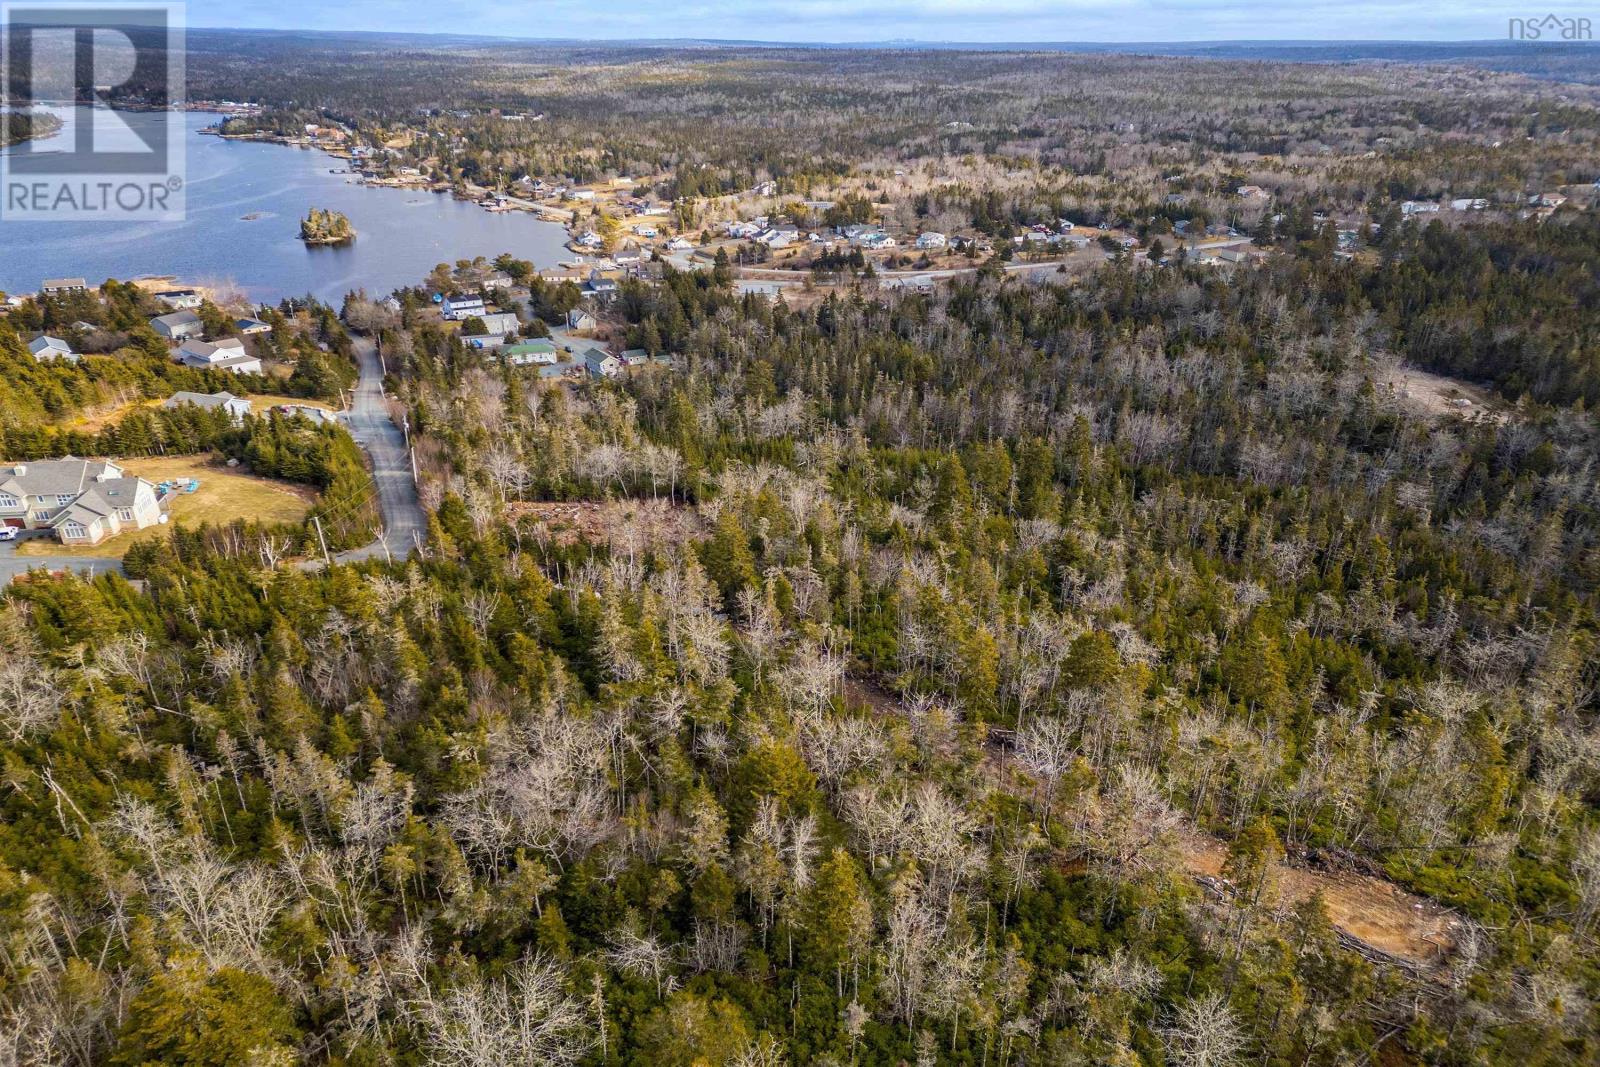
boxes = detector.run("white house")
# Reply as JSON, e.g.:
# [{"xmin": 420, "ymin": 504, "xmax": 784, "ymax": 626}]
[
  {"xmin": 567, "ymin": 308, "xmax": 598, "ymax": 332},
  {"xmin": 1401, "ymin": 200, "xmax": 1441, "ymax": 216},
  {"xmin": 468, "ymin": 312, "xmax": 521, "ymax": 337},
  {"xmin": 163, "ymin": 390, "xmax": 252, "ymax": 421},
  {"xmin": 570, "ymin": 189, "xmax": 597, "ymax": 202},
  {"xmin": 503, "ymin": 339, "xmax": 559, "ymax": 366},
  {"xmin": 915, "ymin": 232, "xmax": 947, "ymax": 250},
  {"xmin": 667, "ymin": 236, "xmax": 695, "ymax": 251},
  {"xmin": 1450, "ymin": 198, "xmax": 1489, "ymax": 211},
  {"xmin": 155, "ymin": 289, "xmax": 203, "ymax": 309},
  {"xmin": 633, "ymin": 224, "xmax": 659, "ymax": 238},
  {"xmin": 40, "ymin": 277, "xmax": 87, "ymax": 296},
  {"xmin": 28, "ymin": 335, "xmax": 79, "ymax": 363},
  {"xmin": 152, "ymin": 309, "xmax": 204, "ymax": 341},
  {"xmin": 440, "ymin": 295, "xmax": 487, "ymax": 321},
  {"xmin": 176, "ymin": 337, "xmax": 262, "ymax": 375},
  {"xmin": 0, "ymin": 458, "xmax": 162, "ymax": 545}
]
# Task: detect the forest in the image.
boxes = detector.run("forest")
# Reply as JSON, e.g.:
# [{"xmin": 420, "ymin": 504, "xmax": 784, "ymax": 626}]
[{"xmin": 1, "ymin": 29, "xmax": 1599, "ymax": 1067}]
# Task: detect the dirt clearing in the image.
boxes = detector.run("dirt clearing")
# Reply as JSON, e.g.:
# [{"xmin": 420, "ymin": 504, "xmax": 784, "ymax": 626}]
[{"xmin": 1179, "ymin": 832, "xmax": 1463, "ymax": 969}]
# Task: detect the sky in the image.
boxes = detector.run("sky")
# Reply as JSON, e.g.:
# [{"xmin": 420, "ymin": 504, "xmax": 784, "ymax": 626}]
[{"xmin": 199, "ymin": 2, "xmax": 1595, "ymax": 45}]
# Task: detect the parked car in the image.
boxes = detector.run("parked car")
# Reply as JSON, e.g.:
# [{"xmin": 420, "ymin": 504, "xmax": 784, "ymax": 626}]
[{"xmin": 0, "ymin": 526, "xmax": 18, "ymax": 541}]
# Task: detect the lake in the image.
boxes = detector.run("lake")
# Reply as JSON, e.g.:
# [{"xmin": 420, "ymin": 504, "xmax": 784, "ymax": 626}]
[{"xmin": 0, "ymin": 110, "xmax": 572, "ymax": 304}]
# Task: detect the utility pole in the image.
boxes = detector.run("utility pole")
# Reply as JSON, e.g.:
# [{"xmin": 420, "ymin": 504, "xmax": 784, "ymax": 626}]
[{"xmin": 312, "ymin": 515, "xmax": 331, "ymax": 564}]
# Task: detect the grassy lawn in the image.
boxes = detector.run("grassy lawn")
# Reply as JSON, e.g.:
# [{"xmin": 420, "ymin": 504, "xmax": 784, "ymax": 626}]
[
  {"xmin": 247, "ymin": 394, "xmax": 338, "ymax": 415},
  {"xmin": 16, "ymin": 453, "xmax": 316, "ymax": 558}
]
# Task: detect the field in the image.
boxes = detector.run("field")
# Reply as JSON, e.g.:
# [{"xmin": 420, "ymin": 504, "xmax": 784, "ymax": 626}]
[{"xmin": 16, "ymin": 453, "xmax": 316, "ymax": 558}]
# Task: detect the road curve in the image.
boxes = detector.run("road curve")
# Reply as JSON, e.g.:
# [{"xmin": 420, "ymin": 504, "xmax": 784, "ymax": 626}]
[
  {"xmin": 0, "ymin": 542, "xmax": 124, "ymax": 586},
  {"xmin": 333, "ymin": 336, "xmax": 426, "ymax": 563}
]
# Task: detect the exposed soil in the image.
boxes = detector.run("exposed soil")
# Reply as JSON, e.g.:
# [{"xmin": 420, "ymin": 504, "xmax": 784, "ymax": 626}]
[
  {"xmin": 1377, "ymin": 365, "xmax": 1509, "ymax": 424},
  {"xmin": 1179, "ymin": 831, "xmax": 1462, "ymax": 969}
]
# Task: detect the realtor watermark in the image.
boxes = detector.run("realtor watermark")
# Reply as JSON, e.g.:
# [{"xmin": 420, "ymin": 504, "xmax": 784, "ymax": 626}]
[
  {"xmin": 1508, "ymin": 13, "xmax": 1593, "ymax": 39},
  {"xmin": 2, "ymin": 2, "xmax": 185, "ymax": 221}
]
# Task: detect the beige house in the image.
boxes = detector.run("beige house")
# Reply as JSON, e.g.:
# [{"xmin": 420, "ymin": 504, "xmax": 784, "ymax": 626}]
[{"xmin": 0, "ymin": 458, "xmax": 163, "ymax": 545}]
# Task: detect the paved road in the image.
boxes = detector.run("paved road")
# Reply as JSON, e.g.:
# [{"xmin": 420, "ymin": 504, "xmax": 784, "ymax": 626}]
[
  {"xmin": 0, "ymin": 540, "xmax": 124, "ymax": 585},
  {"xmin": 332, "ymin": 337, "xmax": 426, "ymax": 564}
]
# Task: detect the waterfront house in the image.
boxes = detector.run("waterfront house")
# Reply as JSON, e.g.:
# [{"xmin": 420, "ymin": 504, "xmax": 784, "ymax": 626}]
[
  {"xmin": 156, "ymin": 289, "xmax": 203, "ymax": 309},
  {"xmin": 163, "ymin": 390, "xmax": 252, "ymax": 421},
  {"xmin": 176, "ymin": 337, "xmax": 262, "ymax": 375},
  {"xmin": 152, "ymin": 309, "xmax": 204, "ymax": 341},
  {"xmin": 40, "ymin": 277, "xmax": 87, "ymax": 296},
  {"xmin": 0, "ymin": 458, "xmax": 162, "ymax": 545},
  {"xmin": 235, "ymin": 317, "xmax": 272, "ymax": 335},
  {"xmin": 27, "ymin": 335, "xmax": 79, "ymax": 363}
]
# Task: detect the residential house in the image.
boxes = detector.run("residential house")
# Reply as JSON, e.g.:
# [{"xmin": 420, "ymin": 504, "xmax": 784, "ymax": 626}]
[
  {"xmin": 569, "ymin": 189, "xmax": 597, "ymax": 202},
  {"xmin": 584, "ymin": 348, "xmax": 623, "ymax": 379},
  {"xmin": 235, "ymin": 317, "xmax": 272, "ymax": 335},
  {"xmin": 176, "ymin": 337, "xmax": 262, "ymax": 375},
  {"xmin": 0, "ymin": 458, "xmax": 162, "ymax": 545},
  {"xmin": 152, "ymin": 309, "xmax": 204, "ymax": 341},
  {"xmin": 503, "ymin": 339, "xmax": 558, "ymax": 367},
  {"xmin": 633, "ymin": 224, "xmax": 659, "ymax": 238},
  {"xmin": 618, "ymin": 348, "xmax": 651, "ymax": 367},
  {"xmin": 1236, "ymin": 185, "xmax": 1269, "ymax": 199},
  {"xmin": 566, "ymin": 308, "xmax": 598, "ymax": 332},
  {"xmin": 667, "ymin": 236, "xmax": 695, "ymax": 251},
  {"xmin": 482, "ymin": 273, "xmax": 514, "ymax": 291},
  {"xmin": 28, "ymin": 335, "xmax": 78, "ymax": 363},
  {"xmin": 163, "ymin": 390, "xmax": 252, "ymax": 421},
  {"xmin": 40, "ymin": 277, "xmax": 87, "ymax": 296},
  {"xmin": 613, "ymin": 249, "xmax": 646, "ymax": 270},
  {"xmin": 440, "ymin": 295, "xmax": 487, "ymax": 321},
  {"xmin": 858, "ymin": 232, "xmax": 896, "ymax": 250},
  {"xmin": 1450, "ymin": 198, "xmax": 1489, "ymax": 211},
  {"xmin": 585, "ymin": 272, "xmax": 620, "ymax": 301},
  {"xmin": 1531, "ymin": 192, "xmax": 1568, "ymax": 209},
  {"xmin": 1401, "ymin": 200, "xmax": 1441, "ymax": 216},
  {"xmin": 156, "ymin": 289, "xmax": 203, "ymax": 309},
  {"xmin": 573, "ymin": 231, "xmax": 604, "ymax": 249},
  {"xmin": 755, "ymin": 227, "xmax": 798, "ymax": 248},
  {"xmin": 915, "ymin": 232, "xmax": 948, "ymax": 250}
]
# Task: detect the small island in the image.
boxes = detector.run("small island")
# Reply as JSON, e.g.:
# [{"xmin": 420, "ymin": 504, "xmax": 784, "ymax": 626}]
[
  {"xmin": 1, "ymin": 111, "xmax": 63, "ymax": 148},
  {"xmin": 299, "ymin": 207, "xmax": 355, "ymax": 245}
]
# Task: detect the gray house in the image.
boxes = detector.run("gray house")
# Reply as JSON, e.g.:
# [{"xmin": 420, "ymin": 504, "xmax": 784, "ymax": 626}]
[
  {"xmin": 28, "ymin": 335, "xmax": 79, "ymax": 363},
  {"xmin": 152, "ymin": 309, "xmax": 204, "ymax": 341},
  {"xmin": 163, "ymin": 390, "xmax": 252, "ymax": 421},
  {"xmin": 0, "ymin": 458, "xmax": 162, "ymax": 545}
]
